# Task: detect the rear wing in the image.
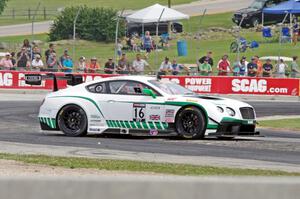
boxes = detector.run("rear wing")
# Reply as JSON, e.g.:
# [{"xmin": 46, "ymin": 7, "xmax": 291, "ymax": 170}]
[{"xmin": 25, "ymin": 73, "xmax": 83, "ymax": 92}]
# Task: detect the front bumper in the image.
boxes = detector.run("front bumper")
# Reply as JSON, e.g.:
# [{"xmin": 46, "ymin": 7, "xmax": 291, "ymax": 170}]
[{"xmin": 210, "ymin": 118, "xmax": 259, "ymax": 137}]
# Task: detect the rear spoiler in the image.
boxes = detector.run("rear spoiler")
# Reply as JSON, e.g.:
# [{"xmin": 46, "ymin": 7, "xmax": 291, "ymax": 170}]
[{"xmin": 25, "ymin": 73, "xmax": 83, "ymax": 92}]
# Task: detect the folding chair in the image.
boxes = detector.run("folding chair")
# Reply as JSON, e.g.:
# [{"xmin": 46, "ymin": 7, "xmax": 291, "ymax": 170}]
[
  {"xmin": 281, "ymin": 27, "xmax": 291, "ymax": 43},
  {"xmin": 262, "ymin": 27, "xmax": 272, "ymax": 42}
]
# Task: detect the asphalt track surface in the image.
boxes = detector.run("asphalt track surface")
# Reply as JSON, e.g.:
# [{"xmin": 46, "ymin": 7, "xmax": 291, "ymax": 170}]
[{"xmin": 0, "ymin": 100, "xmax": 300, "ymax": 166}]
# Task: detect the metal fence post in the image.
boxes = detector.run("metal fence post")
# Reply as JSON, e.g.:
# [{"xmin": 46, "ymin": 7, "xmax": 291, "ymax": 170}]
[
  {"xmin": 28, "ymin": 8, "xmax": 31, "ymax": 19},
  {"xmin": 44, "ymin": 7, "xmax": 46, "ymax": 20}
]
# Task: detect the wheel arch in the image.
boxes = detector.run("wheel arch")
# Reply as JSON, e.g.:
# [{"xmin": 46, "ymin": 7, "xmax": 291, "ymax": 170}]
[
  {"xmin": 56, "ymin": 103, "xmax": 89, "ymax": 130},
  {"xmin": 175, "ymin": 104, "xmax": 209, "ymax": 128}
]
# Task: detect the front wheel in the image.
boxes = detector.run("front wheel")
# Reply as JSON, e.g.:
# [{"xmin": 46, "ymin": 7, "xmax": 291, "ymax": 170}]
[
  {"xmin": 58, "ymin": 104, "xmax": 88, "ymax": 137},
  {"xmin": 176, "ymin": 107, "xmax": 206, "ymax": 139}
]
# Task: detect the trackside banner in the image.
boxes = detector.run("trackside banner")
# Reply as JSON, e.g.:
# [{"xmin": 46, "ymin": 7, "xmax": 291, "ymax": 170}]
[{"xmin": 0, "ymin": 71, "xmax": 299, "ymax": 96}]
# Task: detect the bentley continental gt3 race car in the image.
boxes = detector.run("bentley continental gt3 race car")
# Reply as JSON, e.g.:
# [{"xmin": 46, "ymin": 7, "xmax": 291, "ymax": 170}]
[{"xmin": 27, "ymin": 75, "xmax": 258, "ymax": 139}]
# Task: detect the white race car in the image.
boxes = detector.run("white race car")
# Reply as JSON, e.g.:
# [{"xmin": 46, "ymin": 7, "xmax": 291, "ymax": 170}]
[{"xmin": 30, "ymin": 75, "xmax": 258, "ymax": 139}]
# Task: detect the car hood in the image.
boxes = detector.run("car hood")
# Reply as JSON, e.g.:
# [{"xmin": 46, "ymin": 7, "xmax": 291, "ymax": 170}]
[{"xmin": 235, "ymin": 8, "xmax": 258, "ymax": 15}]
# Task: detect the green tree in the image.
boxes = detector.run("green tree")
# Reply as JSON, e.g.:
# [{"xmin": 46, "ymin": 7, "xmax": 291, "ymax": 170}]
[
  {"xmin": 0, "ymin": 0, "xmax": 8, "ymax": 15},
  {"xmin": 49, "ymin": 6, "xmax": 125, "ymax": 42}
]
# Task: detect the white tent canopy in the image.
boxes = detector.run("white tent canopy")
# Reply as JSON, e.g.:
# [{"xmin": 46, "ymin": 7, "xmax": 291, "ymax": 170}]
[{"xmin": 126, "ymin": 4, "xmax": 189, "ymax": 23}]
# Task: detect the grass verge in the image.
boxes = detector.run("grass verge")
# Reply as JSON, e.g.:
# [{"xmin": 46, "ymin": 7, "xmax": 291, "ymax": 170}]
[
  {"xmin": 0, "ymin": 153, "xmax": 299, "ymax": 176},
  {"xmin": 259, "ymin": 118, "xmax": 300, "ymax": 131}
]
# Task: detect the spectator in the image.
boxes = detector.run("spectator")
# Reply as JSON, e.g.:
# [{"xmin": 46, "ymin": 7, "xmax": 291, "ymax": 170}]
[
  {"xmin": 117, "ymin": 53, "xmax": 130, "ymax": 74},
  {"xmin": 60, "ymin": 49, "xmax": 69, "ymax": 66},
  {"xmin": 116, "ymin": 39, "xmax": 123, "ymax": 58},
  {"xmin": 32, "ymin": 45, "xmax": 41, "ymax": 60},
  {"xmin": 132, "ymin": 53, "xmax": 149, "ymax": 75},
  {"xmin": 47, "ymin": 53, "xmax": 60, "ymax": 72},
  {"xmin": 31, "ymin": 54, "xmax": 44, "ymax": 72},
  {"xmin": 87, "ymin": 57, "xmax": 100, "ymax": 73},
  {"xmin": 291, "ymin": 56, "xmax": 300, "ymax": 78},
  {"xmin": 254, "ymin": 56, "xmax": 263, "ymax": 77},
  {"xmin": 130, "ymin": 36, "xmax": 138, "ymax": 52},
  {"xmin": 275, "ymin": 59, "xmax": 288, "ymax": 78},
  {"xmin": 143, "ymin": 31, "xmax": 153, "ymax": 57},
  {"xmin": 199, "ymin": 58, "xmax": 212, "ymax": 76},
  {"xmin": 239, "ymin": 57, "xmax": 248, "ymax": 76},
  {"xmin": 171, "ymin": 59, "xmax": 186, "ymax": 75},
  {"xmin": 17, "ymin": 47, "xmax": 30, "ymax": 71},
  {"xmin": 78, "ymin": 56, "xmax": 87, "ymax": 73},
  {"xmin": 22, "ymin": 39, "xmax": 32, "ymax": 58},
  {"xmin": 104, "ymin": 58, "xmax": 115, "ymax": 74},
  {"xmin": 0, "ymin": 53, "xmax": 14, "ymax": 70},
  {"xmin": 198, "ymin": 51, "xmax": 213, "ymax": 67},
  {"xmin": 45, "ymin": 44, "xmax": 56, "ymax": 64},
  {"xmin": 247, "ymin": 57, "xmax": 258, "ymax": 77},
  {"xmin": 232, "ymin": 59, "xmax": 241, "ymax": 76},
  {"xmin": 10, "ymin": 52, "xmax": 17, "ymax": 67},
  {"xmin": 262, "ymin": 59, "xmax": 273, "ymax": 77},
  {"xmin": 159, "ymin": 57, "xmax": 172, "ymax": 75},
  {"xmin": 62, "ymin": 55, "xmax": 73, "ymax": 73},
  {"xmin": 217, "ymin": 54, "xmax": 231, "ymax": 76},
  {"xmin": 292, "ymin": 16, "xmax": 299, "ymax": 46}
]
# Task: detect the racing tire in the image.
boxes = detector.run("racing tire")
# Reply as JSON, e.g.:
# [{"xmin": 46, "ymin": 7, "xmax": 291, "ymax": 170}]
[
  {"xmin": 176, "ymin": 107, "xmax": 206, "ymax": 139},
  {"xmin": 58, "ymin": 104, "xmax": 88, "ymax": 137}
]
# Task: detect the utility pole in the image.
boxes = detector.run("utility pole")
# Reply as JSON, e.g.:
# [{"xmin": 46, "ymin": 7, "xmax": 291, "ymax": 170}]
[
  {"xmin": 168, "ymin": 0, "xmax": 171, "ymax": 34},
  {"xmin": 73, "ymin": 8, "xmax": 81, "ymax": 72}
]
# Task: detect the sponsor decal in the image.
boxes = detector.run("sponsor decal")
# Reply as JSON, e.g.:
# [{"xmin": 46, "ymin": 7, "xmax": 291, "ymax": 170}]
[
  {"xmin": 150, "ymin": 106, "xmax": 161, "ymax": 110},
  {"xmin": 90, "ymin": 115, "xmax": 101, "ymax": 119},
  {"xmin": 133, "ymin": 104, "xmax": 146, "ymax": 122},
  {"xmin": 89, "ymin": 128, "xmax": 101, "ymax": 132},
  {"xmin": 185, "ymin": 78, "xmax": 212, "ymax": 92},
  {"xmin": 149, "ymin": 115, "xmax": 161, "ymax": 121},
  {"xmin": 90, "ymin": 119, "xmax": 102, "ymax": 123},
  {"xmin": 165, "ymin": 109, "xmax": 175, "ymax": 123},
  {"xmin": 149, "ymin": 129, "xmax": 159, "ymax": 136},
  {"xmin": 167, "ymin": 97, "xmax": 177, "ymax": 101},
  {"xmin": 232, "ymin": 79, "xmax": 267, "ymax": 93},
  {"xmin": 186, "ymin": 99, "xmax": 198, "ymax": 103}
]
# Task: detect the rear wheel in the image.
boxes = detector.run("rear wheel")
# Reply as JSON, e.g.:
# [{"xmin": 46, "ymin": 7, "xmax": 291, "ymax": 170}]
[
  {"xmin": 58, "ymin": 104, "xmax": 88, "ymax": 137},
  {"xmin": 176, "ymin": 107, "xmax": 206, "ymax": 139}
]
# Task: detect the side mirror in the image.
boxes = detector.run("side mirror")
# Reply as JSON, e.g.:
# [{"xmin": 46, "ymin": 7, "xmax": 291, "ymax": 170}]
[{"xmin": 142, "ymin": 88, "xmax": 157, "ymax": 99}]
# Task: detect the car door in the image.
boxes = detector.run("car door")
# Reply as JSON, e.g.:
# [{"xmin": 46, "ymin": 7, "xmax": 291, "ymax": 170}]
[{"xmin": 98, "ymin": 80, "xmax": 166, "ymax": 130}]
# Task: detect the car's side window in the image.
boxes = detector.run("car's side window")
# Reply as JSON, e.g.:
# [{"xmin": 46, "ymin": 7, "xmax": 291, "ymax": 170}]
[
  {"xmin": 108, "ymin": 80, "xmax": 160, "ymax": 96},
  {"xmin": 86, "ymin": 82, "xmax": 107, "ymax": 94}
]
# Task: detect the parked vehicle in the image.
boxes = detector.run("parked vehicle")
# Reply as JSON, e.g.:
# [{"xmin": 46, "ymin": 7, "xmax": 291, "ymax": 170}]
[
  {"xmin": 232, "ymin": 0, "xmax": 289, "ymax": 27},
  {"xmin": 126, "ymin": 22, "xmax": 183, "ymax": 36}
]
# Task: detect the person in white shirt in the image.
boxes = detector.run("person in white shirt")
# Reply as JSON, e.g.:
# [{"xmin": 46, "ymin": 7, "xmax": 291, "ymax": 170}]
[
  {"xmin": 132, "ymin": 54, "xmax": 149, "ymax": 75},
  {"xmin": 159, "ymin": 57, "xmax": 172, "ymax": 75},
  {"xmin": 275, "ymin": 59, "xmax": 288, "ymax": 78},
  {"xmin": 31, "ymin": 54, "xmax": 44, "ymax": 71}
]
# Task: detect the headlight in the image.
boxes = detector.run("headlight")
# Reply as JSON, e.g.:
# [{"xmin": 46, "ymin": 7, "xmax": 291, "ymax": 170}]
[
  {"xmin": 217, "ymin": 106, "xmax": 224, "ymax": 113},
  {"xmin": 226, "ymin": 107, "xmax": 236, "ymax": 116}
]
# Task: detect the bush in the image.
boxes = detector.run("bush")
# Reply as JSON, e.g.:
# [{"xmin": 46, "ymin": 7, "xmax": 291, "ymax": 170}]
[
  {"xmin": 49, "ymin": 6, "xmax": 125, "ymax": 42},
  {"xmin": 0, "ymin": 0, "xmax": 8, "ymax": 15}
]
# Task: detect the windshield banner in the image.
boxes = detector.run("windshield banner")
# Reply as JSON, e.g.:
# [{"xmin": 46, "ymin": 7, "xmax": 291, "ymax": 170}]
[{"xmin": 0, "ymin": 71, "xmax": 299, "ymax": 96}]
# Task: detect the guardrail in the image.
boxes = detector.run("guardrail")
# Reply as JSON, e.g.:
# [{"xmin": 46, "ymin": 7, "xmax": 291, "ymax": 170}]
[{"xmin": 0, "ymin": 70, "xmax": 299, "ymax": 96}]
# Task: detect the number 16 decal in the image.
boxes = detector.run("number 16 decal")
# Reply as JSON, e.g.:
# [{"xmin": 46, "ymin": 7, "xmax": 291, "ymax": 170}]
[{"xmin": 133, "ymin": 104, "xmax": 146, "ymax": 122}]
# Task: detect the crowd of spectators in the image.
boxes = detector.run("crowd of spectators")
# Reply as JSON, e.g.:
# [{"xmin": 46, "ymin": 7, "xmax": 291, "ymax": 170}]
[{"xmin": 0, "ymin": 38, "xmax": 299, "ymax": 78}]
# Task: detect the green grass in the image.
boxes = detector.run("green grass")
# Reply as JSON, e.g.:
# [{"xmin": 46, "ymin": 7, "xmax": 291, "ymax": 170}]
[
  {"xmin": 0, "ymin": 153, "xmax": 298, "ymax": 176},
  {"xmin": 259, "ymin": 119, "xmax": 300, "ymax": 131},
  {"xmin": 3, "ymin": 0, "xmax": 196, "ymax": 14},
  {"xmin": 0, "ymin": 12, "xmax": 299, "ymax": 73}
]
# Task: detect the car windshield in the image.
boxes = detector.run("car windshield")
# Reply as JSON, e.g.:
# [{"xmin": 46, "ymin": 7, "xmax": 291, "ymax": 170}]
[
  {"xmin": 149, "ymin": 80, "xmax": 195, "ymax": 95},
  {"xmin": 249, "ymin": 0, "xmax": 265, "ymax": 9}
]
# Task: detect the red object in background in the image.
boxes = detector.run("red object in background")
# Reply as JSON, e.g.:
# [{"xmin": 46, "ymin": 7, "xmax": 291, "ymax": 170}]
[{"xmin": 0, "ymin": 71, "xmax": 299, "ymax": 96}]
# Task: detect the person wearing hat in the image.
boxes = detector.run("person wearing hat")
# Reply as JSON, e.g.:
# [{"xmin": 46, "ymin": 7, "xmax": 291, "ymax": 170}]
[
  {"xmin": 159, "ymin": 57, "xmax": 172, "ymax": 75},
  {"xmin": 104, "ymin": 58, "xmax": 115, "ymax": 74},
  {"xmin": 47, "ymin": 52, "xmax": 60, "ymax": 72},
  {"xmin": 247, "ymin": 57, "xmax": 258, "ymax": 77},
  {"xmin": 31, "ymin": 54, "xmax": 44, "ymax": 72},
  {"xmin": 87, "ymin": 57, "xmax": 100, "ymax": 73},
  {"xmin": 59, "ymin": 49, "xmax": 69, "ymax": 66},
  {"xmin": 262, "ymin": 59, "xmax": 273, "ymax": 77},
  {"xmin": 78, "ymin": 56, "xmax": 87, "ymax": 73},
  {"xmin": 0, "ymin": 53, "xmax": 14, "ymax": 70},
  {"xmin": 199, "ymin": 58, "xmax": 212, "ymax": 76}
]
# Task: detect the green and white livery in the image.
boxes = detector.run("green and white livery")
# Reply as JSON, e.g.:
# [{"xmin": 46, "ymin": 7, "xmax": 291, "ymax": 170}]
[{"xmin": 38, "ymin": 76, "xmax": 258, "ymax": 139}]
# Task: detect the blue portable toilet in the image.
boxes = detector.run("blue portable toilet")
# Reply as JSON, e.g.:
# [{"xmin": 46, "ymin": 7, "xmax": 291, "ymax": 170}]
[{"xmin": 177, "ymin": 40, "xmax": 187, "ymax": 57}]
